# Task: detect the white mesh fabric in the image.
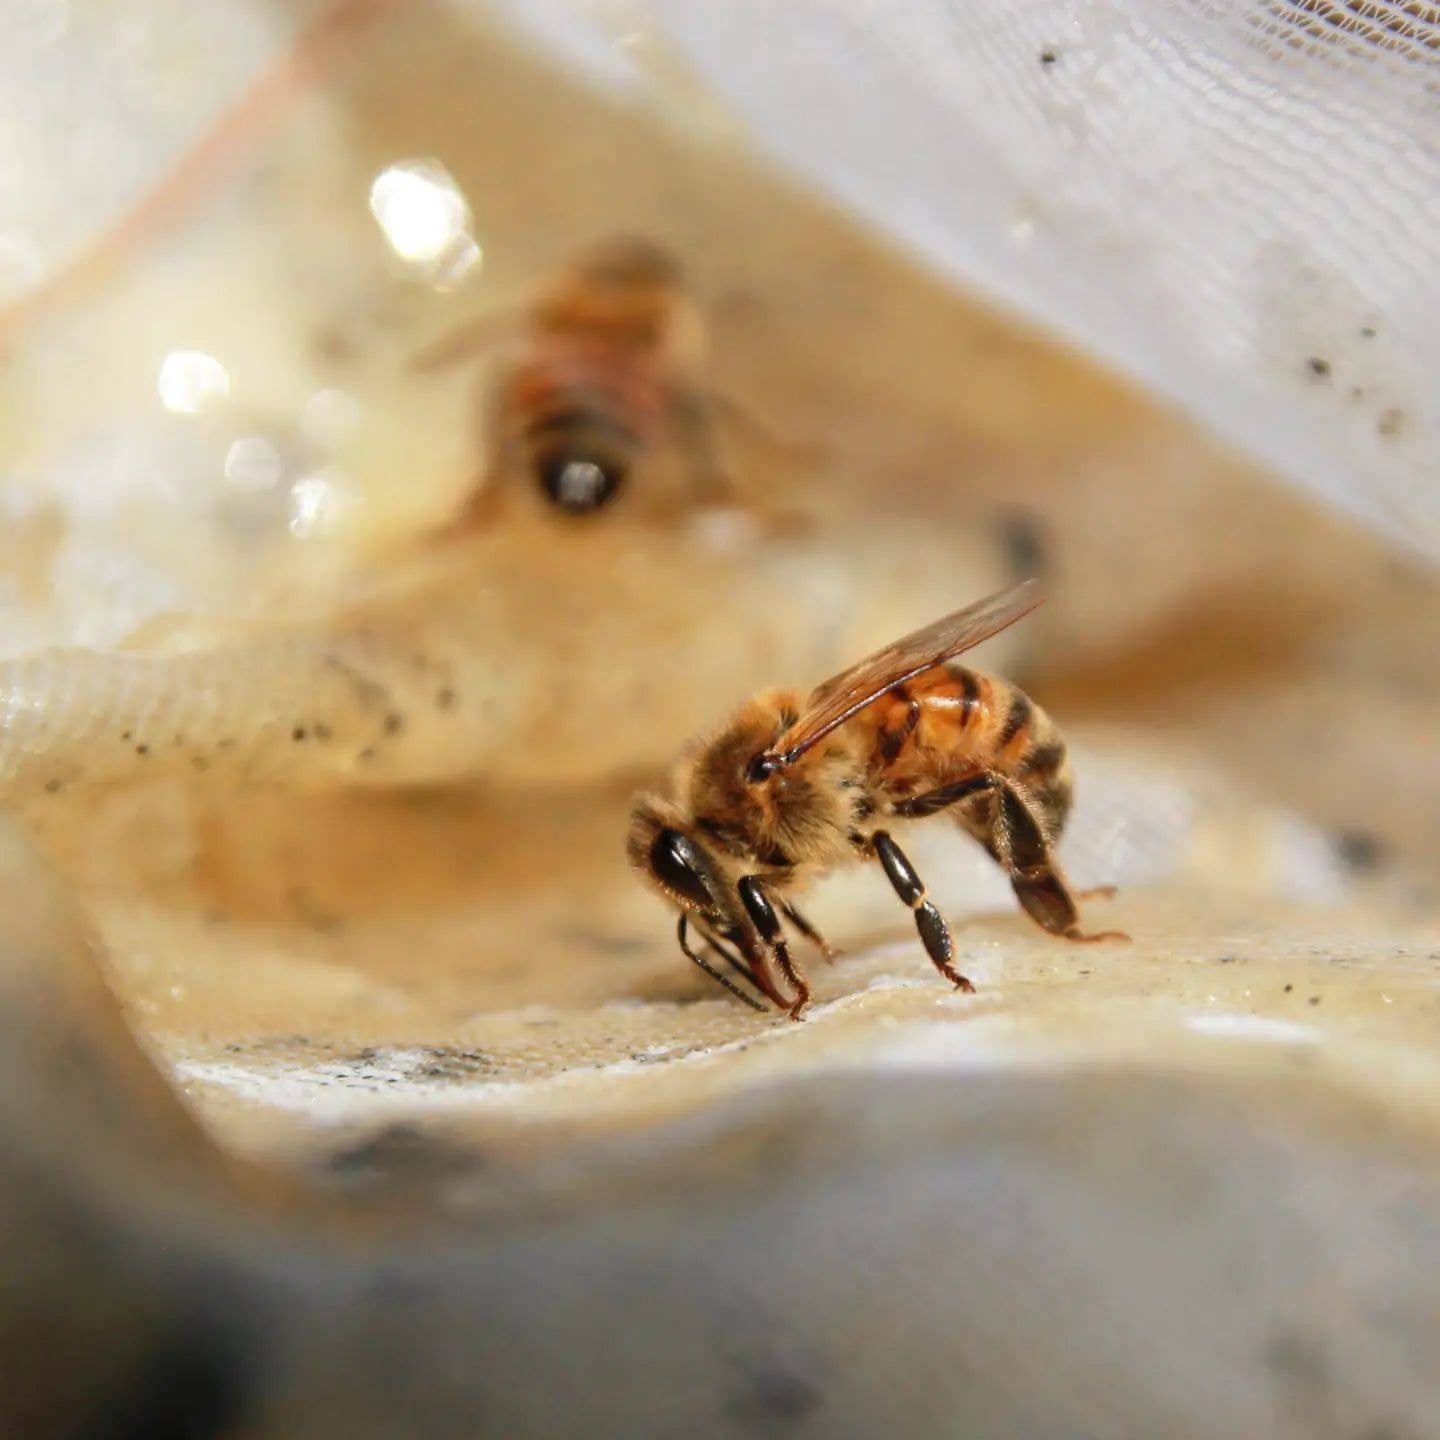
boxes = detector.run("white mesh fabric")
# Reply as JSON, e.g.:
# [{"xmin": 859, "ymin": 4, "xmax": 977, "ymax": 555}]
[{"xmin": 501, "ymin": 0, "xmax": 1440, "ymax": 559}]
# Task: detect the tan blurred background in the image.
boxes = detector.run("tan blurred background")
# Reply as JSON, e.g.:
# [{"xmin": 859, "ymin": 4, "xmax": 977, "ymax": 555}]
[{"xmin": 1, "ymin": 4, "xmax": 1438, "ymax": 1437}]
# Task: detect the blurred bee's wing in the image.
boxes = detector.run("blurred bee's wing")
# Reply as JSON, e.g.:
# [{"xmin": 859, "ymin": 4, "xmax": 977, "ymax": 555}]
[
  {"xmin": 410, "ymin": 309, "xmax": 518, "ymax": 372},
  {"xmin": 769, "ymin": 580, "xmax": 1044, "ymax": 768}
]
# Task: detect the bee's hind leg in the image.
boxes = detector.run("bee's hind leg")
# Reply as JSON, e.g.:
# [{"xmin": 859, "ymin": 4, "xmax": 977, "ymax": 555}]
[
  {"xmin": 871, "ymin": 831, "xmax": 976, "ymax": 994},
  {"xmin": 779, "ymin": 900, "xmax": 837, "ymax": 964},
  {"xmin": 989, "ymin": 782, "xmax": 1129, "ymax": 944}
]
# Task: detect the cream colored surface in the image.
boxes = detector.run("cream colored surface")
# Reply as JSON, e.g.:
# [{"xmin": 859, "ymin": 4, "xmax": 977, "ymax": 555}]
[{"xmin": 0, "ymin": 5, "xmax": 1438, "ymax": 1435}]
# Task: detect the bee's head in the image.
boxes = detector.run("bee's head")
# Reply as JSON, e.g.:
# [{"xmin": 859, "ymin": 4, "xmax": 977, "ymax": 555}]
[
  {"xmin": 536, "ymin": 453, "xmax": 626, "ymax": 515},
  {"xmin": 574, "ymin": 234, "xmax": 684, "ymax": 290},
  {"xmin": 627, "ymin": 797, "xmax": 728, "ymax": 924}
]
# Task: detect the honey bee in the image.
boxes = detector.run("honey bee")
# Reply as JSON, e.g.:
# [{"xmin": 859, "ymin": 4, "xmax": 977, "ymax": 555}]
[
  {"xmin": 628, "ymin": 580, "xmax": 1125, "ymax": 1018},
  {"xmin": 415, "ymin": 235, "xmax": 729, "ymax": 520}
]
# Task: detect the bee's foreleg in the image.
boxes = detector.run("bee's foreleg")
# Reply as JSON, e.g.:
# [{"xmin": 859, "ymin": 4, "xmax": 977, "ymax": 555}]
[
  {"xmin": 713, "ymin": 918, "xmax": 798, "ymax": 1012},
  {"xmin": 778, "ymin": 900, "xmax": 837, "ymax": 964},
  {"xmin": 676, "ymin": 916, "xmax": 766, "ymax": 1012},
  {"xmin": 990, "ymin": 781, "xmax": 1129, "ymax": 945},
  {"xmin": 738, "ymin": 877, "xmax": 810, "ymax": 1020},
  {"xmin": 871, "ymin": 831, "xmax": 976, "ymax": 995}
]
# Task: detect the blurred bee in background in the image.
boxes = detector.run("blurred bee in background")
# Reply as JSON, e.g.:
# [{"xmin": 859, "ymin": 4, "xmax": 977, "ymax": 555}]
[
  {"xmin": 414, "ymin": 235, "xmax": 737, "ymax": 521},
  {"xmin": 628, "ymin": 580, "xmax": 1125, "ymax": 1019}
]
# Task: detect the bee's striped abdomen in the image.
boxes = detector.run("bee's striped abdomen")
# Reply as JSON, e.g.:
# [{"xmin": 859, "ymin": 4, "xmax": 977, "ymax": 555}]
[
  {"xmin": 868, "ymin": 665, "xmax": 1074, "ymax": 843},
  {"xmin": 498, "ymin": 340, "xmax": 670, "ymax": 512},
  {"xmin": 508, "ymin": 345, "xmax": 661, "ymax": 448},
  {"xmin": 1011, "ymin": 707, "xmax": 1074, "ymax": 841}
]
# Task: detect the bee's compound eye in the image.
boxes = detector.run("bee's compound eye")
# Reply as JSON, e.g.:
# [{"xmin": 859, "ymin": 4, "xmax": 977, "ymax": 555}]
[
  {"xmin": 649, "ymin": 828, "xmax": 714, "ymax": 910},
  {"xmin": 537, "ymin": 455, "xmax": 624, "ymax": 514}
]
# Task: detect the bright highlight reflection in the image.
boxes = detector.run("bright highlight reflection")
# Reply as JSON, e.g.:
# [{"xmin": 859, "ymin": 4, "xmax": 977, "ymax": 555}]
[
  {"xmin": 369, "ymin": 161, "xmax": 470, "ymax": 262},
  {"xmin": 368, "ymin": 160, "xmax": 480, "ymax": 287},
  {"xmin": 289, "ymin": 471, "xmax": 342, "ymax": 537},
  {"xmin": 157, "ymin": 351, "xmax": 229, "ymax": 415},
  {"xmin": 223, "ymin": 437, "xmax": 284, "ymax": 492}
]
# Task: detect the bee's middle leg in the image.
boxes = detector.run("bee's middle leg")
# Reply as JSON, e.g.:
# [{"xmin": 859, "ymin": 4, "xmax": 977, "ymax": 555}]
[
  {"xmin": 870, "ymin": 831, "xmax": 975, "ymax": 994},
  {"xmin": 739, "ymin": 877, "xmax": 811, "ymax": 1020}
]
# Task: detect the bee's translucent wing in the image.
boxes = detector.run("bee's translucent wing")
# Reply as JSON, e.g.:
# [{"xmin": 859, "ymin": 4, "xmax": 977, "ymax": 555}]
[
  {"xmin": 410, "ymin": 308, "xmax": 517, "ymax": 372},
  {"xmin": 766, "ymin": 580, "xmax": 1044, "ymax": 769}
]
